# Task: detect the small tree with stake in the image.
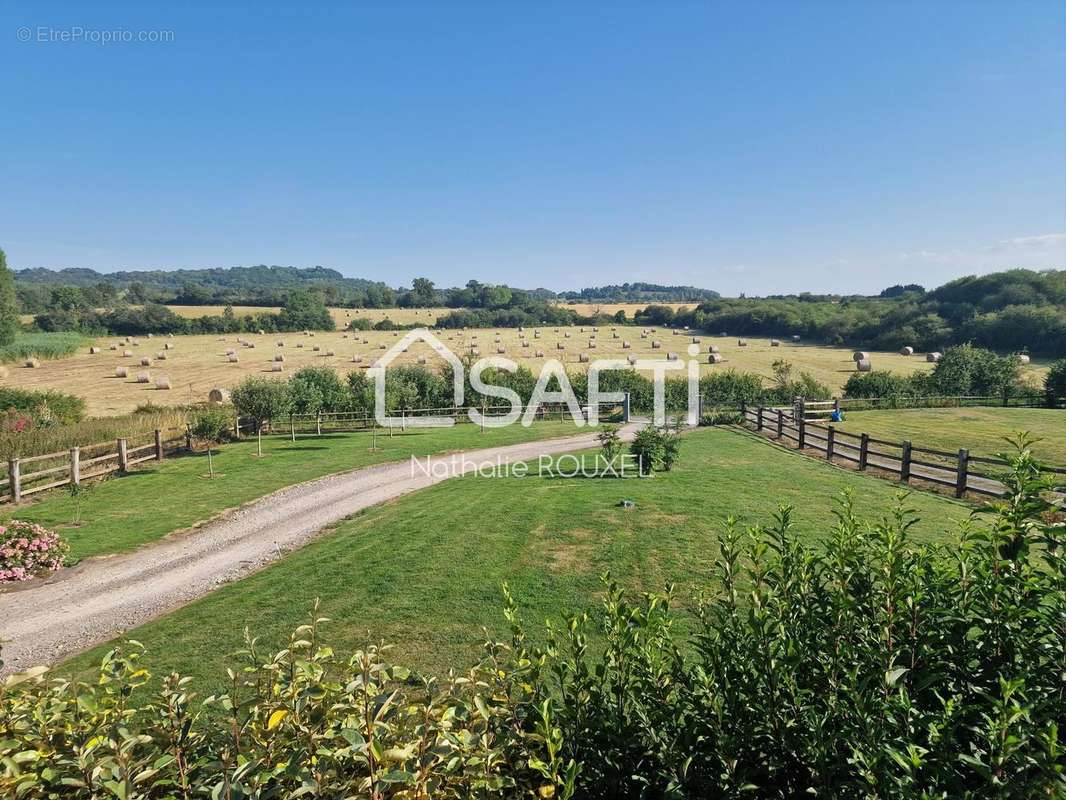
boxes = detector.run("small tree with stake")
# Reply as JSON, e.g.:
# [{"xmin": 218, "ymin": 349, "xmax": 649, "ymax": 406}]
[
  {"xmin": 231, "ymin": 377, "xmax": 292, "ymax": 457},
  {"xmin": 190, "ymin": 407, "xmax": 231, "ymax": 477}
]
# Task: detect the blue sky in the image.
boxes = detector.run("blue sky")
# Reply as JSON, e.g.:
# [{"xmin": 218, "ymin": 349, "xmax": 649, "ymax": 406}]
[{"xmin": 1, "ymin": 1, "xmax": 1064, "ymax": 295}]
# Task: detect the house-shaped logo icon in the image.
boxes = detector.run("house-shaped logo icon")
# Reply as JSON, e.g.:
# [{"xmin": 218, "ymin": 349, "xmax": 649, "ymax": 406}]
[{"xmin": 367, "ymin": 328, "xmax": 465, "ymax": 427}]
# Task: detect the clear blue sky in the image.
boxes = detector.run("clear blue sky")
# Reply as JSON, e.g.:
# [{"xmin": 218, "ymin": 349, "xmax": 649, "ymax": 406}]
[{"xmin": 1, "ymin": 1, "xmax": 1064, "ymax": 295}]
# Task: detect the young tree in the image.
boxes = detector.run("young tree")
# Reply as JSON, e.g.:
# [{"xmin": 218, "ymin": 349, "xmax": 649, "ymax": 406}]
[
  {"xmin": 1045, "ymin": 358, "xmax": 1066, "ymax": 405},
  {"xmin": 231, "ymin": 377, "xmax": 292, "ymax": 456},
  {"xmin": 190, "ymin": 407, "xmax": 231, "ymax": 477},
  {"xmin": 0, "ymin": 247, "xmax": 19, "ymax": 347},
  {"xmin": 597, "ymin": 426, "xmax": 622, "ymax": 467}
]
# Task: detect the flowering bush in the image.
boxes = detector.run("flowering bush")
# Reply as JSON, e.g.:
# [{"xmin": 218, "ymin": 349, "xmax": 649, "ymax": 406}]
[{"xmin": 0, "ymin": 520, "xmax": 68, "ymax": 582}]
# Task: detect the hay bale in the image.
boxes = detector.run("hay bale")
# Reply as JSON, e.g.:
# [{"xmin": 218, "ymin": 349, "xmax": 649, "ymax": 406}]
[
  {"xmin": 1016, "ymin": 354, "xmax": 1031, "ymax": 365},
  {"xmin": 651, "ymin": 340, "xmax": 661, "ymax": 349},
  {"xmin": 522, "ymin": 341, "xmax": 530, "ymax": 348},
  {"xmin": 155, "ymin": 376, "xmax": 171, "ymax": 390},
  {"xmin": 708, "ymin": 345, "xmax": 719, "ymax": 353},
  {"xmin": 258, "ymin": 329, "xmax": 266, "ymax": 335},
  {"xmin": 89, "ymin": 346, "xmax": 101, "ymax": 354},
  {"xmin": 147, "ymin": 333, "xmax": 153, "ymax": 339},
  {"xmin": 588, "ymin": 340, "xmax": 596, "ymax": 349},
  {"xmin": 25, "ymin": 358, "xmax": 41, "ymax": 368},
  {"xmin": 692, "ymin": 337, "xmax": 700, "ymax": 344},
  {"xmin": 325, "ymin": 349, "xmax": 335, "ymax": 356},
  {"xmin": 564, "ymin": 331, "xmax": 571, "ymax": 338},
  {"xmin": 140, "ymin": 357, "xmax": 151, "ymax": 366},
  {"xmin": 494, "ymin": 336, "xmax": 501, "ymax": 343},
  {"xmin": 708, "ymin": 353, "xmax": 724, "ymax": 364},
  {"xmin": 225, "ymin": 348, "xmax": 236, "ymax": 356},
  {"xmin": 277, "ymin": 341, "xmax": 285, "ymax": 347},
  {"xmin": 109, "ymin": 344, "xmax": 118, "ymax": 351},
  {"xmin": 667, "ymin": 352, "xmax": 678, "ymax": 361},
  {"xmin": 899, "ymin": 346, "xmax": 914, "ymax": 355},
  {"xmin": 852, "ymin": 351, "xmax": 870, "ymax": 361},
  {"xmin": 245, "ymin": 342, "xmax": 256, "ymax": 349},
  {"xmin": 208, "ymin": 387, "xmax": 230, "ymax": 404},
  {"xmin": 123, "ymin": 350, "xmax": 133, "ymax": 357},
  {"xmin": 136, "ymin": 371, "xmax": 151, "ymax": 383},
  {"xmin": 418, "ymin": 356, "xmax": 427, "ymax": 364},
  {"xmin": 856, "ymin": 359, "xmax": 872, "ymax": 372},
  {"xmin": 737, "ymin": 339, "xmax": 747, "ymax": 347},
  {"xmin": 926, "ymin": 352, "xmax": 942, "ymax": 363},
  {"xmin": 312, "ymin": 345, "xmax": 321, "ymax": 352},
  {"xmin": 557, "ymin": 342, "xmax": 566, "ymax": 350},
  {"xmin": 622, "ymin": 341, "xmax": 631, "ymax": 349},
  {"xmin": 612, "ymin": 332, "xmax": 619, "ymax": 339},
  {"xmin": 155, "ymin": 352, "xmax": 167, "ymax": 361},
  {"xmin": 271, "ymin": 362, "xmax": 284, "ymax": 372},
  {"xmin": 627, "ymin": 354, "xmax": 638, "ymax": 365},
  {"xmin": 228, "ymin": 354, "xmax": 239, "ymax": 363},
  {"xmin": 470, "ymin": 348, "xmax": 480, "ymax": 356},
  {"xmin": 274, "ymin": 353, "xmax": 285, "ymax": 362},
  {"xmin": 792, "ymin": 335, "xmax": 801, "ymax": 342},
  {"xmin": 351, "ymin": 355, "xmax": 363, "ymax": 363},
  {"xmin": 535, "ymin": 350, "xmax": 545, "ymax": 357},
  {"xmin": 296, "ymin": 342, "xmax": 304, "ymax": 348},
  {"xmin": 164, "ymin": 342, "xmax": 174, "ymax": 350},
  {"xmin": 641, "ymin": 332, "xmax": 648, "ymax": 339},
  {"xmin": 579, "ymin": 353, "xmax": 590, "ymax": 363},
  {"xmin": 534, "ymin": 331, "xmax": 541, "ymax": 338},
  {"xmin": 497, "ymin": 346, "xmax": 506, "ymax": 354},
  {"xmin": 115, "ymin": 366, "xmax": 128, "ymax": 378},
  {"xmin": 770, "ymin": 339, "xmax": 781, "ymax": 347}
]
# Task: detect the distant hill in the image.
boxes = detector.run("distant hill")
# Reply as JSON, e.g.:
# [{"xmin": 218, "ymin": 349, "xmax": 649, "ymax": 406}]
[
  {"xmin": 559, "ymin": 282, "xmax": 719, "ymax": 303},
  {"xmin": 14, "ymin": 265, "xmax": 386, "ymax": 293}
]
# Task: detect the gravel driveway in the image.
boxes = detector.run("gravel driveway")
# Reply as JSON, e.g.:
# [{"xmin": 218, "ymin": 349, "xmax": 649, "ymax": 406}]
[{"xmin": 0, "ymin": 425, "xmax": 638, "ymax": 676}]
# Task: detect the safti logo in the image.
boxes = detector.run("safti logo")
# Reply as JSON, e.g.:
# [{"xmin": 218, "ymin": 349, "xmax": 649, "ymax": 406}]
[{"xmin": 369, "ymin": 328, "xmax": 703, "ymax": 428}]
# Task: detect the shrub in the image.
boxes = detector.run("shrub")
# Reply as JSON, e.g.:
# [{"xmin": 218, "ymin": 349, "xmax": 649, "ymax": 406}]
[
  {"xmin": 597, "ymin": 425, "xmax": 622, "ymax": 464},
  {"xmin": 0, "ymin": 387, "xmax": 85, "ymax": 427},
  {"xmin": 0, "ymin": 520, "xmax": 68, "ymax": 582},
  {"xmin": 629, "ymin": 425, "xmax": 671, "ymax": 474},
  {"xmin": 1046, "ymin": 358, "xmax": 1066, "ymax": 404}
]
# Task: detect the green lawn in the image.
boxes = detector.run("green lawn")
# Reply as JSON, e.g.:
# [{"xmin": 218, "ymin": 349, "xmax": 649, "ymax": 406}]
[
  {"xmin": 59, "ymin": 426, "xmax": 976, "ymax": 691},
  {"xmin": 834, "ymin": 407, "xmax": 1065, "ymax": 464},
  {"xmin": 1, "ymin": 421, "xmax": 579, "ymax": 560}
]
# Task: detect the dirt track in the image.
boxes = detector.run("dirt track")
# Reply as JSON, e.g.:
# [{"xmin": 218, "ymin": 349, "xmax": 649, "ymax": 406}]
[{"xmin": 0, "ymin": 425, "xmax": 638, "ymax": 676}]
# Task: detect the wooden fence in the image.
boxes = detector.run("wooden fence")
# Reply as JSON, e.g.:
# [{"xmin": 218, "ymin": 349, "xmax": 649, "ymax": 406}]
[
  {"xmin": 2, "ymin": 427, "xmax": 188, "ymax": 504},
  {"xmin": 741, "ymin": 405, "xmax": 1066, "ymax": 499}
]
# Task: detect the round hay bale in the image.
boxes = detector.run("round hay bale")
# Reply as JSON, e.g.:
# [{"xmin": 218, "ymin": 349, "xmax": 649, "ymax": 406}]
[
  {"xmin": 351, "ymin": 355, "xmax": 363, "ymax": 363},
  {"xmin": 926, "ymin": 352, "xmax": 942, "ymax": 363},
  {"xmin": 277, "ymin": 340, "xmax": 285, "ymax": 347},
  {"xmin": 856, "ymin": 359, "xmax": 872, "ymax": 372},
  {"xmin": 155, "ymin": 352, "xmax": 167, "ymax": 361},
  {"xmin": 564, "ymin": 331, "xmax": 571, "ymax": 338},
  {"xmin": 136, "ymin": 371, "xmax": 151, "ymax": 383},
  {"xmin": 612, "ymin": 332, "xmax": 619, "ymax": 339},
  {"xmin": 155, "ymin": 376, "xmax": 171, "ymax": 390},
  {"xmin": 737, "ymin": 339, "xmax": 747, "ymax": 347},
  {"xmin": 535, "ymin": 349, "xmax": 545, "ymax": 357},
  {"xmin": 667, "ymin": 352, "xmax": 678, "ymax": 361},
  {"xmin": 147, "ymin": 333, "xmax": 153, "ymax": 339},
  {"xmin": 470, "ymin": 348, "xmax": 480, "ymax": 356},
  {"xmin": 258, "ymin": 329, "xmax": 266, "ymax": 335},
  {"xmin": 274, "ymin": 353, "xmax": 285, "ymax": 362},
  {"xmin": 708, "ymin": 353, "xmax": 724, "ymax": 364},
  {"xmin": 557, "ymin": 342, "xmax": 565, "ymax": 349},
  {"xmin": 522, "ymin": 341, "xmax": 530, "ymax": 348},
  {"xmin": 708, "ymin": 345, "xmax": 719, "ymax": 353},
  {"xmin": 692, "ymin": 337, "xmax": 700, "ymax": 344},
  {"xmin": 271, "ymin": 362, "xmax": 284, "ymax": 372},
  {"xmin": 325, "ymin": 349, "xmax": 335, "ymax": 356},
  {"xmin": 494, "ymin": 336, "xmax": 501, "ymax": 343},
  {"xmin": 622, "ymin": 341, "xmax": 631, "ymax": 349},
  {"xmin": 123, "ymin": 350, "xmax": 133, "ymax": 358},
  {"xmin": 1016, "ymin": 354, "xmax": 1031, "ymax": 364},
  {"xmin": 115, "ymin": 366, "xmax": 128, "ymax": 378},
  {"xmin": 89, "ymin": 346, "xmax": 101, "ymax": 354},
  {"xmin": 296, "ymin": 342, "xmax": 304, "ymax": 348},
  {"xmin": 627, "ymin": 354, "xmax": 638, "ymax": 365},
  {"xmin": 497, "ymin": 346, "xmax": 506, "ymax": 354},
  {"xmin": 641, "ymin": 332, "xmax": 648, "ymax": 339},
  {"xmin": 852, "ymin": 351, "xmax": 870, "ymax": 362},
  {"xmin": 225, "ymin": 348, "xmax": 236, "ymax": 356},
  {"xmin": 25, "ymin": 358, "xmax": 41, "ymax": 368},
  {"xmin": 139, "ymin": 357, "xmax": 151, "ymax": 366},
  {"xmin": 312, "ymin": 345, "xmax": 321, "ymax": 352},
  {"xmin": 379, "ymin": 343, "xmax": 387, "ymax": 349},
  {"xmin": 228, "ymin": 354, "xmax": 239, "ymax": 363},
  {"xmin": 208, "ymin": 387, "xmax": 230, "ymax": 404},
  {"xmin": 362, "ymin": 339, "xmax": 369, "ymax": 345},
  {"xmin": 418, "ymin": 356, "xmax": 427, "ymax": 364},
  {"xmin": 792, "ymin": 335, "xmax": 801, "ymax": 341},
  {"xmin": 899, "ymin": 346, "xmax": 914, "ymax": 355},
  {"xmin": 109, "ymin": 344, "xmax": 118, "ymax": 351},
  {"xmin": 651, "ymin": 340, "xmax": 661, "ymax": 349},
  {"xmin": 579, "ymin": 353, "xmax": 590, "ymax": 363},
  {"xmin": 534, "ymin": 331, "xmax": 541, "ymax": 338},
  {"xmin": 245, "ymin": 342, "xmax": 256, "ymax": 349},
  {"xmin": 588, "ymin": 340, "xmax": 596, "ymax": 349},
  {"xmin": 164, "ymin": 342, "xmax": 174, "ymax": 350},
  {"xmin": 770, "ymin": 339, "xmax": 781, "ymax": 347}
]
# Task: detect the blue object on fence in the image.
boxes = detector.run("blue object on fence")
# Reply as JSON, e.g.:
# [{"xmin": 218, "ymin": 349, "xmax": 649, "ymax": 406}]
[{"xmin": 830, "ymin": 410, "xmax": 844, "ymax": 422}]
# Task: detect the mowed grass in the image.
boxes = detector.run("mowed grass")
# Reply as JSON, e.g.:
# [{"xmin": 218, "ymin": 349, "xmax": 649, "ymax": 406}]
[
  {"xmin": 59, "ymin": 426, "xmax": 973, "ymax": 690},
  {"xmin": 6, "ymin": 328, "xmax": 996, "ymax": 417},
  {"xmin": 835, "ymin": 407, "xmax": 1066, "ymax": 464},
  {"xmin": 0, "ymin": 421, "xmax": 579, "ymax": 561}
]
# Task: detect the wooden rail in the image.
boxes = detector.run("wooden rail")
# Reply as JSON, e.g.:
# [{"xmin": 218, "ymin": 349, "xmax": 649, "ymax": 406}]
[{"xmin": 741, "ymin": 406, "xmax": 1066, "ymax": 500}]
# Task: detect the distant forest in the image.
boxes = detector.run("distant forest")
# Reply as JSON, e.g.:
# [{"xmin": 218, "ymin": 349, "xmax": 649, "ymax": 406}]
[{"xmin": 9, "ymin": 264, "xmax": 1066, "ymax": 357}]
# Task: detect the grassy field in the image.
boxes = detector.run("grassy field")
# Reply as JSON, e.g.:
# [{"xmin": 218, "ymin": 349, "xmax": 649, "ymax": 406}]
[
  {"xmin": 0, "ymin": 331, "xmax": 87, "ymax": 365},
  {"xmin": 5, "ymin": 326, "xmax": 1019, "ymax": 417},
  {"xmin": 835, "ymin": 407, "xmax": 1066, "ymax": 464},
  {"xmin": 0, "ymin": 420, "xmax": 578, "ymax": 561},
  {"xmin": 159, "ymin": 304, "xmax": 450, "ymax": 327},
  {"xmin": 58, "ymin": 426, "xmax": 974, "ymax": 689}
]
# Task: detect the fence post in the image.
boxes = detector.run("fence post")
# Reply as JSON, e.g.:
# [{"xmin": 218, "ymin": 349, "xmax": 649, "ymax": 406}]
[
  {"xmin": 9, "ymin": 458, "xmax": 21, "ymax": 503},
  {"xmin": 185, "ymin": 425, "xmax": 192, "ymax": 451},
  {"xmin": 900, "ymin": 440, "xmax": 912, "ymax": 483},
  {"xmin": 117, "ymin": 438, "xmax": 128, "ymax": 472},
  {"xmin": 234, "ymin": 416, "xmax": 241, "ymax": 439},
  {"xmin": 859, "ymin": 433, "xmax": 869, "ymax": 470},
  {"xmin": 70, "ymin": 447, "xmax": 81, "ymax": 485},
  {"xmin": 955, "ymin": 448, "xmax": 969, "ymax": 498},
  {"xmin": 622, "ymin": 391, "xmax": 631, "ymax": 423},
  {"xmin": 826, "ymin": 425, "xmax": 835, "ymax": 461},
  {"xmin": 290, "ymin": 414, "xmax": 296, "ymax": 442},
  {"xmin": 776, "ymin": 409, "xmax": 783, "ymax": 438},
  {"xmin": 797, "ymin": 415, "xmax": 806, "ymax": 449},
  {"xmin": 401, "ymin": 409, "xmax": 406, "ymax": 432},
  {"xmin": 317, "ymin": 412, "xmax": 322, "ymax": 436},
  {"xmin": 757, "ymin": 407, "xmax": 764, "ymax": 431},
  {"xmin": 155, "ymin": 429, "xmax": 164, "ymax": 461}
]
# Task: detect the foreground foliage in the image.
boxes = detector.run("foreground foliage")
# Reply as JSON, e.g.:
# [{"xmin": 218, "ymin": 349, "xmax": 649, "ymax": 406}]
[{"xmin": 1, "ymin": 442, "xmax": 1063, "ymax": 798}]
